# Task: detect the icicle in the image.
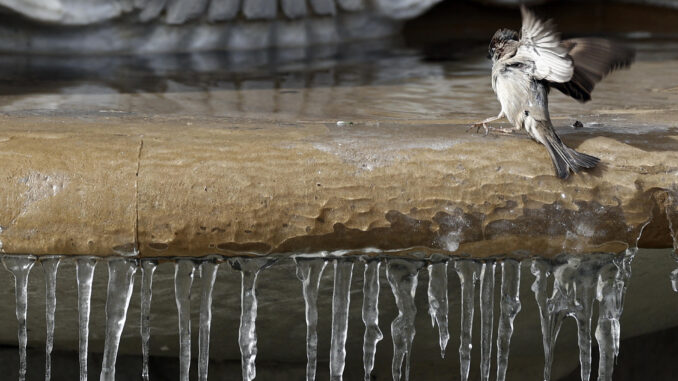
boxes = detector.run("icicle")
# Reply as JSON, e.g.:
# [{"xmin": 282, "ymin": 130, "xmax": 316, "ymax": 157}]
[
  {"xmin": 595, "ymin": 219, "xmax": 648, "ymax": 381},
  {"xmin": 330, "ymin": 259, "xmax": 354, "ymax": 381},
  {"xmin": 198, "ymin": 259, "xmax": 220, "ymax": 381},
  {"xmin": 175, "ymin": 259, "xmax": 196, "ymax": 381},
  {"xmin": 426, "ymin": 261, "xmax": 449, "ymax": 358},
  {"xmin": 387, "ymin": 259, "xmax": 421, "ymax": 381},
  {"xmin": 496, "ymin": 259, "xmax": 521, "ymax": 381},
  {"xmin": 454, "ymin": 260, "xmax": 480, "ymax": 381},
  {"xmin": 667, "ymin": 189, "xmax": 678, "ymax": 291},
  {"xmin": 76, "ymin": 256, "xmax": 98, "ymax": 381},
  {"xmin": 362, "ymin": 260, "xmax": 383, "ymax": 381},
  {"xmin": 670, "ymin": 259, "xmax": 678, "ymax": 292},
  {"xmin": 530, "ymin": 258, "xmax": 561, "ymax": 381},
  {"xmin": 479, "ymin": 261, "xmax": 495, "ymax": 381},
  {"xmin": 140, "ymin": 259, "xmax": 157, "ymax": 381},
  {"xmin": 595, "ymin": 261, "xmax": 621, "ymax": 381},
  {"xmin": 100, "ymin": 258, "xmax": 138, "ymax": 381},
  {"xmin": 533, "ymin": 254, "xmax": 617, "ymax": 381},
  {"xmin": 2, "ymin": 255, "xmax": 36, "ymax": 381},
  {"xmin": 294, "ymin": 258, "xmax": 328, "ymax": 381},
  {"xmin": 230, "ymin": 257, "xmax": 274, "ymax": 381},
  {"xmin": 564, "ymin": 258, "xmax": 596, "ymax": 381},
  {"xmin": 41, "ymin": 256, "xmax": 61, "ymax": 381}
]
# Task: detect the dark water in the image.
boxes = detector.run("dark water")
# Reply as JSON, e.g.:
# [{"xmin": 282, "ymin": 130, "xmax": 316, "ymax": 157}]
[{"xmin": 0, "ymin": 38, "xmax": 675, "ymax": 125}]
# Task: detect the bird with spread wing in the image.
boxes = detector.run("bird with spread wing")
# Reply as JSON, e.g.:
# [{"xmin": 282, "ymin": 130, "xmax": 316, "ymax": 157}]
[{"xmin": 474, "ymin": 6, "xmax": 635, "ymax": 179}]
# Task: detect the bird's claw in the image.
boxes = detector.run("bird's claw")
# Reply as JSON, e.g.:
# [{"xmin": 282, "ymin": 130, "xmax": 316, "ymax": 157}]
[
  {"xmin": 468, "ymin": 122, "xmax": 490, "ymax": 135},
  {"xmin": 468, "ymin": 123, "xmax": 514, "ymax": 136}
]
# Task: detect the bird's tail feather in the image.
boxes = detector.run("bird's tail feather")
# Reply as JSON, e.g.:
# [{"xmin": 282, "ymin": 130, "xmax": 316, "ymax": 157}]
[{"xmin": 543, "ymin": 129, "xmax": 599, "ymax": 179}]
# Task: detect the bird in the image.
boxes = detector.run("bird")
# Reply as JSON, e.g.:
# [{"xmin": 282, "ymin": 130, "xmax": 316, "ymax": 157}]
[{"xmin": 473, "ymin": 6, "xmax": 635, "ymax": 179}]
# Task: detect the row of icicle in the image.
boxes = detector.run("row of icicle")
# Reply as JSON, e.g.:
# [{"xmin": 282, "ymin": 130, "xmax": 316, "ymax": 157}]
[{"xmin": 0, "ymin": 249, "xmax": 647, "ymax": 381}]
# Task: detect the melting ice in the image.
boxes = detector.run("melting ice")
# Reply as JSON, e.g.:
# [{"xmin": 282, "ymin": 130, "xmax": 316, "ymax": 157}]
[
  {"xmin": 0, "ymin": 248, "xmax": 653, "ymax": 381},
  {"xmin": 2, "ymin": 255, "xmax": 36, "ymax": 381},
  {"xmin": 174, "ymin": 259, "xmax": 196, "ymax": 381},
  {"xmin": 140, "ymin": 259, "xmax": 157, "ymax": 381},
  {"xmin": 362, "ymin": 259, "xmax": 383, "ymax": 381},
  {"xmin": 387, "ymin": 259, "xmax": 421, "ymax": 381},
  {"xmin": 75, "ymin": 256, "xmax": 98, "ymax": 381},
  {"xmin": 330, "ymin": 259, "xmax": 354, "ymax": 381},
  {"xmin": 100, "ymin": 258, "xmax": 137, "ymax": 381},
  {"xmin": 41, "ymin": 256, "xmax": 61, "ymax": 381},
  {"xmin": 295, "ymin": 258, "xmax": 328, "ymax": 381},
  {"xmin": 198, "ymin": 259, "xmax": 220, "ymax": 381}
]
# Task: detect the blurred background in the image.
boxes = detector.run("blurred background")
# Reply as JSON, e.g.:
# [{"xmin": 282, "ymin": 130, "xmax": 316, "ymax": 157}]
[{"xmin": 0, "ymin": 0, "xmax": 677, "ymax": 121}]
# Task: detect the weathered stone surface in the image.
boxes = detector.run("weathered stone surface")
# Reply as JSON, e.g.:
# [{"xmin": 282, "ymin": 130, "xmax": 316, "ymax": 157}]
[
  {"xmin": 0, "ymin": 112, "xmax": 673, "ymax": 258},
  {"xmin": 0, "ymin": 121, "xmax": 138, "ymax": 256},
  {"xmin": 0, "ymin": 45, "xmax": 675, "ymax": 258}
]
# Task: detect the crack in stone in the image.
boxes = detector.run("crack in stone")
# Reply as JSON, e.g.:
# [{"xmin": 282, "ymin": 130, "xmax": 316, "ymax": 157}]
[{"xmin": 135, "ymin": 136, "xmax": 144, "ymax": 256}]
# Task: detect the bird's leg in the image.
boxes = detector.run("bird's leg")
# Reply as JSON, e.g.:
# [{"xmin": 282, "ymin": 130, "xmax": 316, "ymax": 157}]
[
  {"xmin": 487, "ymin": 126, "xmax": 516, "ymax": 135},
  {"xmin": 468, "ymin": 112, "xmax": 504, "ymax": 135}
]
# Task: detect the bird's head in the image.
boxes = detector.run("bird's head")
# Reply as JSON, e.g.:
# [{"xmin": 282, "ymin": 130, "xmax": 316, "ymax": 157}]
[{"xmin": 488, "ymin": 28, "xmax": 519, "ymax": 61}]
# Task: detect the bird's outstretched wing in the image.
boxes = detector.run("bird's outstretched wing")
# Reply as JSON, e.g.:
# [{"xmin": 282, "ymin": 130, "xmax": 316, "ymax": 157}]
[
  {"xmin": 517, "ymin": 6, "xmax": 573, "ymax": 83},
  {"xmin": 549, "ymin": 38, "xmax": 636, "ymax": 102}
]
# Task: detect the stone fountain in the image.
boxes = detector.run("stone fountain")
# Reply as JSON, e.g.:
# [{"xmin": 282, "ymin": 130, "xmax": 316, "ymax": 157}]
[{"xmin": 0, "ymin": 1, "xmax": 677, "ymax": 380}]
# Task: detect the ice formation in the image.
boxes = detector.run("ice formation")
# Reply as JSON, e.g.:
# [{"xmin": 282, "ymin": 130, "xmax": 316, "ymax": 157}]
[
  {"xmin": 75, "ymin": 256, "xmax": 98, "ymax": 381},
  {"xmin": 427, "ymin": 261, "xmax": 449, "ymax": 358},
  {"xmin": 0, "ymin": 226, "xmax": 661, "ymax": 381},
  {"xmin": 230, "ymin": 257, "xmax": 274, "ymax": 381},
  {"xmin": 330, "ymin": 259, "xmax": 354, "ymax": 380},
  {"xmin": 454, "ymin": 259, "xmax": 480, "ymax": 381},
  {"xmin": 387, "ymin": 259, "xmax": 422, "ymax": 381},
  {"xmin": 2, "ymin": 255, "xmax": 36, "ymax": 381},
  {"xmin": 41, "ymin": 256, "xmax": 62, "ymax": 381},
  {"xmin": 100, "ymin": 258, "xmax": 138, "ymax": 381},
  {"xmin": 295, "ymin": 258, "xmax": 328, "ymax": 381},
  {"xmin": 496, "ymin": 260, "xmax": 521, "ymax": 381},
  {"xmin": 362, "ymin": 259, "xmax": 383, "ymax": 381},
  {"xmin": 198, "ymin": 259, "xmax": 220, "ymax": 381},
  {"xmin": 531, "ymin": 251, "xmax": 641, "ymax": 381},
  {"xmin": 140, "ymin": 259, "xmax": 157, "ymax": 381},
  {"xmin": 174, "ymin": 259, "xmax": 196, "ymax": 381},
  {"xmin": 479, "ymin": 261, "xmax": 496, "ymax": 381}
]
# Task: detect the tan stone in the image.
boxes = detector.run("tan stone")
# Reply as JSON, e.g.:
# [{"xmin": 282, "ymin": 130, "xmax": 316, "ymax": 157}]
[{"xmin": 0, "ymin": 112, "xmax": 674, "ymax": 258}]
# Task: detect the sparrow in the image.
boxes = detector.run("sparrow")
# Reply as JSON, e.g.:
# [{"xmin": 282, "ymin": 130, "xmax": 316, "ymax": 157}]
[{"xmin": 474, "ymin": 6, "xmax": 635, "ymax": 179}]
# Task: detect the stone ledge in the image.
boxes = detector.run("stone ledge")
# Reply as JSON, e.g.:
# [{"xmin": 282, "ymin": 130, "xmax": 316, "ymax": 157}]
[{"xmin": 0, "ymin": 114, "xmax": 675, "ymax": 258}]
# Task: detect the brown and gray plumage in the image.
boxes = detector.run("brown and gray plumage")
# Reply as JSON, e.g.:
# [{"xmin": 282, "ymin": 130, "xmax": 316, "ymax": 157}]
[{"xmin": 474, "ymin": 6, "xmax": 635, "ymax": 179}]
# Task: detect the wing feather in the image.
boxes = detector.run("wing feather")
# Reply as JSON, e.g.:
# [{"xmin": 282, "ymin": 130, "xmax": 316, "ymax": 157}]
[
  {"xmin": 550, "ymin": 38, "xmax": 635, "ymax": 102},
  {"xmin": 517, "ymin": 5, "xmax": 573, "ymax": 83}
]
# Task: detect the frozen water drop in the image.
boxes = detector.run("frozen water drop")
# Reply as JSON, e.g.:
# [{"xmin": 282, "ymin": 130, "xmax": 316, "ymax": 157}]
[
  {"xmin": 41, "ymin": 256, "xmax": 62, "ymax": 381},
  {"xmin": 454, "ymin": 260, "xmax": 480, "ymax": 381},
  {"xmin": 427, "ymin": 261, "xmax": 449, "ymax": 358},
  {"xmin": 2, "ymin": 255, "xmax": 36, "ymax": 381},
  {"xmin": 295, "ymin": 258, "xmax": 327, "ymax": 381},
  {"xmin": 230, "ymin": 257, "xmax": 275, "ymax": 381},
  {"xmin": 479, "ymin": 261, "xmax": 495, "ymax": 381},
  {"xmin": 175, "ymin": 259, "xmax": 196, "ymax": 381},
  {"xmin": 387, "ymin": 259, "xmax": 421, "ymax": 381},
  {"xmin": 330, "ymin": 259, "xmax": 354, "ymax": 381},
  {"xmin": 198, "ymin": 259, "xmax": 220, "ymax": 381},
  {"xmin": 140, "ymin": 259, "xmax": 157, "ymax": 381},
  {"xmin": 76, "ymin": 256, "xmax": 98, "ymax": 381},
  {"xmin": 496, "ymin": 259, "xmax": 521, "ymax": 381},
  {"xmin": 100, "ymin": 258, "xmax": 137, "ymax": 381},
  {"xmin": 671, "ymin": 269, "xmax": 678, "ymax": 292},
  {"xmin": 362, "ymin": 260, "xmax": 383, "ymax": 381}
]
